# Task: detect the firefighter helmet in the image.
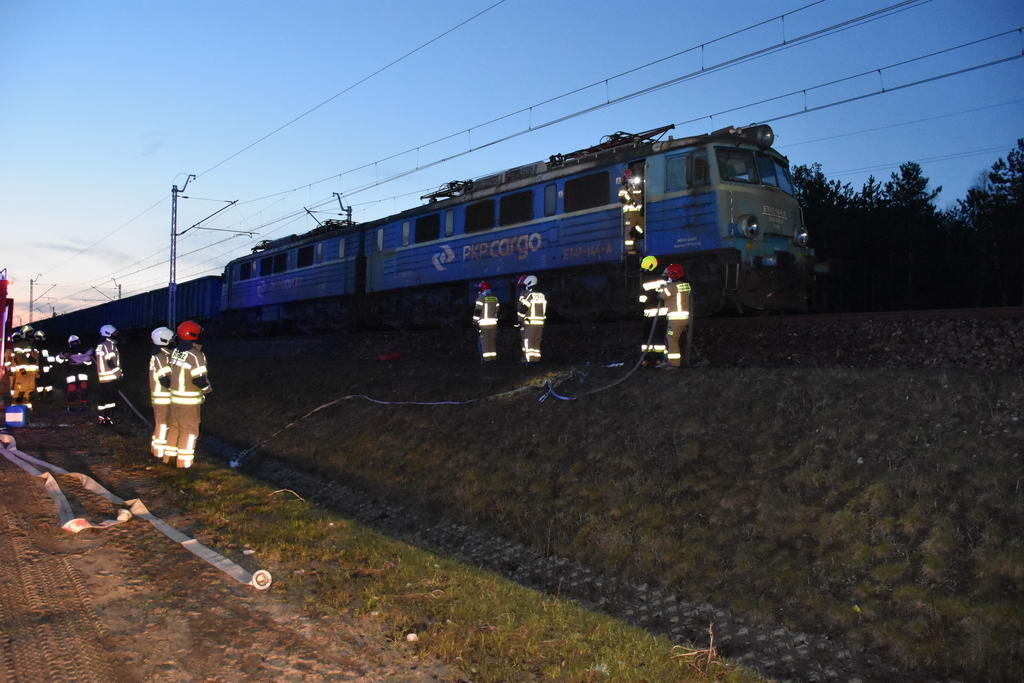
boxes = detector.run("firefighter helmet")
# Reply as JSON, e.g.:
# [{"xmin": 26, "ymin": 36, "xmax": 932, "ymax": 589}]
[
  {"xmin": 664, "ymin": 263, "xmax": 685, "ymax": 282},
  {"xmin": 477, "ymin": 280, "xmax": 491, "ymax": 293},
  {"xmin": 34, "ymin": 330, "xmax": 45, "ymax": 341},
  {"xmin": 68, "ymin": 334, "xmax": 80, "ymax": 346},
  {"xmin": 150, "ymin": 326, "xmax": 174, "ymax": 346},
  {"xmin": 518, "ymin": 274, "xmax": 538, "ymax": 289},
  {"xmin": 11, "ymin": 329, "xmax": 22, "ymax": 341},
  {"xmin": 99, "ymin": 324, "xmax": 117, "ymax": 338},
  {"xmin": 640, "ymin": 255, "xmax": 659, "ymax": 271},
  {"xmin": 176, "ymin": 320, "xmax": 202, "ymax": 341}
]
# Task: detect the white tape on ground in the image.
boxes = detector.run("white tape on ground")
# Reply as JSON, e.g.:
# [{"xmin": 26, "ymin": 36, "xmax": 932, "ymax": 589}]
[{"xmin": 0, "ymin": 438, "xmax": 272, "ymax": 590}]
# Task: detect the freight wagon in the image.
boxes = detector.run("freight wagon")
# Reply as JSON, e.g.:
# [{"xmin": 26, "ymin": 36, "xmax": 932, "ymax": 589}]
[{"xmin": 32, "ymin": 276, "xmax": 221, "ymax": 345}]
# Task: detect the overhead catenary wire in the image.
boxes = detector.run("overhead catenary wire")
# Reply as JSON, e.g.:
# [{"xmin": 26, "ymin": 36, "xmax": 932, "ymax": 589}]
[
  {"xmin": 827, "ymin": 144, "xmax": 1015, "ymax": 178},
  {"xmin": 196, "ymin": 0, "xmax": 508, "ymax": 179},
  {"xmin": 36, "ymin": 2, "xmax": 507, "ymax": 287},
  {"xmin": 48, "ymin": 12, "xmax": 1020, "ymax": 307},
  {"xmin": 40, "ymin": 0, "xmax": 940, "ymax": 297},
  {"xmin": 230, "ymin": 30, "xmax": 1024, "ymax": 242},
  {"xmin": 231, "ymin": 0, "xmax": 935, "ymax": 209},
  {"xmin": 776, "ymin": 98, "xmax": 1024, "ymax": 149},
  {"xmin": 54, "ymin": 39, "xmax": 1023, "ymax": 314}
]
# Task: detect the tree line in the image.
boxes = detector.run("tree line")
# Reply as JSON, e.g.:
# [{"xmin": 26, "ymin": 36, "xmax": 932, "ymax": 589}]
[{"xmin": 793, "ymin": 139, "xmax": 1024, "ymax": 312}]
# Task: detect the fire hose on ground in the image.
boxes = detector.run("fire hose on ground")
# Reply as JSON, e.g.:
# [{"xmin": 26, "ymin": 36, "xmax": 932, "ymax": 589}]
[
  {"xmin": 0, "ymin": 432, "xmax": 272, "ymax": 590},
  {"xmin": 231, "ymin": 315, "xmax": 698, "ymax": 467}
]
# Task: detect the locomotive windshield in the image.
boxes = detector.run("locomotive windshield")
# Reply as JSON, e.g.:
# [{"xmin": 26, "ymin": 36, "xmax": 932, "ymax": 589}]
[{"xmin": 716, "ymin": 148, "xmax": 794, "ymax": 195}]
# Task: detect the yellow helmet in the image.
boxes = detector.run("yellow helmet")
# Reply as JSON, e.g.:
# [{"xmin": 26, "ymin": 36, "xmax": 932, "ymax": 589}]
[{"xmin": 640, "ymin": 255, "xmax": 659, "ymax": 271}]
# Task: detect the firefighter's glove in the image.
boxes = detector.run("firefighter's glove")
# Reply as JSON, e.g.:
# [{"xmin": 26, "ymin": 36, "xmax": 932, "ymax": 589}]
[
  {"xmin": 193, "ymin": 375, "xmax": 209, "ymax": 389},
  {"xmin": 158, "ymin": 376, "xmax": 171, "ymax": 389}
]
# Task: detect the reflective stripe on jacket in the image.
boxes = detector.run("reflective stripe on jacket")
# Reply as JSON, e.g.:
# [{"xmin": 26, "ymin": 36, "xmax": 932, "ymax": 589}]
[
  {"xmin": 639, "ymin": 278, "xmax": 668, "ymax": 317},
  {"xmin": 149, "ymin": 347, "xmax": 172, "ymax": 405},
  {"xmin": 473, "ymin": 293, "xmax": 500, "ymax": 327},
  {"xmin": 517, "ymin": 290, "xmax": 547, "ymax": 326},
  {"xmin": 163, "ymin": 346, "xmax": 211, "ymax": 406},
  {"xmin": 95, "ymin": 339, "xmax": 122, "ymax": 381},
  {"xmin": 657, "ymin": 281, "xmax": 691, "ymax": 320}
]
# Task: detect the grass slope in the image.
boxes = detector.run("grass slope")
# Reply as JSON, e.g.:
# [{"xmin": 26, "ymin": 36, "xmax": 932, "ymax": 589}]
[{"xmin": 127, "ymin": 328, "xmax": 1023, "ymax": 680}]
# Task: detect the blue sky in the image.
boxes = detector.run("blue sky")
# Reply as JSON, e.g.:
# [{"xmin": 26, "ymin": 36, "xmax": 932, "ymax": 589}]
[{"xmin": 2, "ymin": 0, "xmax": 1022, "ymax": 324}]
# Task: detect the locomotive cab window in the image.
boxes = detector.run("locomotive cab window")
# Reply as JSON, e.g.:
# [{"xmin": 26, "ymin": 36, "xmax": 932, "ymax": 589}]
[
  {"xmin": 758, "ymin": 153, "xmax": 795, "ymax": 194},
  {"xmin": 273, "ymin": 253, "xmax": 287, "ymax": 273},
  {"xmin": 296, "ymin": 245, "xmax": 314, "ymax": 268},
  {"xmin": 564, "ymin": 171, "xmax": 610, "ymax": 213},
  {"xmin": 499, "ymin": 190, "xmax": 533, "ymax": 226},
  {"xmin": 465, "ymin": 199, "xmax": 495, "ymax": 234},
  {"xmin": 259, "ymin": 256, "xmax": 273, "ymax": 276},
  {"xmin": 716, "ymin": 148, "xmax": 758, "ymax": 184},
  {"xmin": 543, "ymin": 183, "xmax": 557, "ymax": 216},
  {"xmin": 239, "ymin": 262, "xmax": 252, "ymax": 281}
]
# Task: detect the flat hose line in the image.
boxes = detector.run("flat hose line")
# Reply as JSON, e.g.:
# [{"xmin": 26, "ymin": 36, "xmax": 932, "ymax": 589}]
[{"xmin": 0, "ymin": 433, "xmax": 272, "ymax": 590}]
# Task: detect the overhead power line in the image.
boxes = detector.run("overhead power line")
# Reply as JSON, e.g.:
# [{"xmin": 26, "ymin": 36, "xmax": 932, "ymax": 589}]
[
  {"xmin": 38, "ymin": 2, "xmax": 507, "ymax": 286},
  {"xmin": 777, "ymin": 98, "xmax": 1024, "ymax": 148},
  {"xmin": 234, "ymin": 0, "xmax": 934, "ymax": 209},
  {"xmin": 51, "ymin": 0, "xmax": 931, "ymax": 295},
  {"xmin": 197, "ymin": 0, "xmax": 508, "ymax": 179},
  {"xmin": 52, "ymin": 5, "xmax": 1019, "ymax": 308},
  {"xmin": 828, "ymin": 144, "xmax": 1014, "ymax": 177},
  {"xmin": 132, "ymin": 27, "xmax": 1024, "ymax": 299},
  {"xmin": 38, "ymin": 194, "xmax": 168, "ymax": 281}
]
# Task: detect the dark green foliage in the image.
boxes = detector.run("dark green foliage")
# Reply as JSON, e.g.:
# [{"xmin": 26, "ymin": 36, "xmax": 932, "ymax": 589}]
[{"xmin": 794, "ymin": 140, "xmax": 1024, "ymax": 311}]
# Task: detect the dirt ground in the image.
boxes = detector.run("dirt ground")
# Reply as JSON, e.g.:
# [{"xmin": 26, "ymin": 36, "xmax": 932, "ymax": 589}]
[{"xmin": 0, "ymin": 401, "xmax": 458, "ymax": 682}]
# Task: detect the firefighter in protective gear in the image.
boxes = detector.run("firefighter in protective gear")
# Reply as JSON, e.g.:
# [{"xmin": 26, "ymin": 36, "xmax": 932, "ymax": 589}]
[
  {"xmin": 638, "ymin": 255, "xmax": 668, "ymax": 366},
  {"xmin": 94, "ymin": 324, "xmax": 123, "ymax": 424},
  {"xmin": 32, "ymin": 329, "xmax": 55, "ymax": 399},
  {"xmin": 657, "ymin": 263, "xmax": 691, "ymax": 368},
  {"xmin": 618, "ymin": 168, "xmax": 645, "ymax": 255},
  {"xmin": 473, "ymin": 281, "xmax": 500, "ymax": 362},
  {"xmin": 157, "ymin": 321, "xmax": 211, "ymax": 469},
  {"xmin": 55, "ymin": 334, "xmax": 94, "ymax": 410},
  {"xmin": 10, "ymin": 328, "xmax": 39, "ymax": 409},
  {"xmin": 148, "ymin": 327, "xmax": 174, "ymax": 459},
  {"xmin": 516, "ymin": 274, "xmax": 547, "ymax": 363}
]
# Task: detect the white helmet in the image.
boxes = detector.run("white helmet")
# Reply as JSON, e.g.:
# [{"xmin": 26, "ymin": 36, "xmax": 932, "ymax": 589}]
[
  {"xmin": 68, "ymin": 334, "xmax": 80, "ymax": 345},
  {"xmin": 518, "ymin": 274, "xmax": 538, "ymax": 289},
  {"xmin": 150, "ymin": 326, "xmax": 174, "ymax": 346},
  {"xmin": 99, "ymin": 324, "xmax": 117, "ymax": 338}
]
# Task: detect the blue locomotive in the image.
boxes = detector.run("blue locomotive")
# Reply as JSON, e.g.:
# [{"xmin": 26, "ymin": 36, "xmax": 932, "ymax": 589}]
[{"xmin": 221, "ymin": 123, "xmax": 813, "ymax": 330}]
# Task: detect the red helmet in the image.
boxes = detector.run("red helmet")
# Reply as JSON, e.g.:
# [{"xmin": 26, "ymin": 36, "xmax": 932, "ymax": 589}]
[
  {"xmin": 176, "ymin": 320, "xmax": 202, "ymax": 341},
  {"xmin": 664, "ymin": 263, "xmax": 685, "ymax": 281},
  {"xmin": 477, "ymin": 280, "xmax": 491, "ymax": 292}
]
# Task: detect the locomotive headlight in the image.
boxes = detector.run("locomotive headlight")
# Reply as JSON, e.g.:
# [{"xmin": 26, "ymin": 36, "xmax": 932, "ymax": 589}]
[
  {"xmin": 739, "ymin": 214, "xmax": 759, "ymax": 238},
  {"xmin": 794, "ymin": 226, "xmax": 809, "ymax": 247}
]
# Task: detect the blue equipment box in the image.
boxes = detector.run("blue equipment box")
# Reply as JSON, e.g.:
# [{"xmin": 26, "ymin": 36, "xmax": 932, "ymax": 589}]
[{"xmin": 4, "ymin": 405, "xmax": 30, "ymax": 428}]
